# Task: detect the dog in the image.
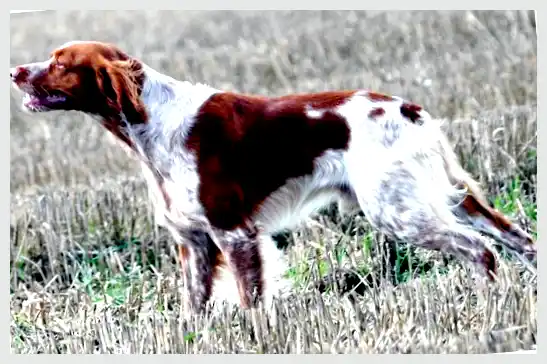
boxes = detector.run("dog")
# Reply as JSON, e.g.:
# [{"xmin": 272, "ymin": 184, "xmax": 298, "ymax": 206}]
[{"xmin": 10, "ymin": 40, "xmax": 536, "ymax": 312}]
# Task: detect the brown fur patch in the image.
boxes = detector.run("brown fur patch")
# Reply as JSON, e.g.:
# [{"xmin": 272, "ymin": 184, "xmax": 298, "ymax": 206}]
[
  {"xmin": 185, "ymin": 91, "xmax": 353, "ymax": 231},
  {"xmin": 481, "ymin": 248, "xmax": 497, "ymax": 281},
  {"xmin": 400, "ymin": 102, "xmax": 423, "ymax": 123},
  {"xmin": 178, "ymin": 245, "xmax": 189, "ymax": 272},
  {"xmin": 460, "ymin": 192, "xmax": 513, "ymax": 232},
  {"xmin": 368, "ymin": 107, "xmax": 385, "ymax": 119},
  {"xmin": 366, "ymin": 91, "xmax": 394, "ymax": 102}
]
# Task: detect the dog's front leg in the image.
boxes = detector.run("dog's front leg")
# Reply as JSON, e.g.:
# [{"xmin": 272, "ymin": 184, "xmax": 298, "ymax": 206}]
[{"xmin": 210, "ymin": 225, "xmax": 264, "ymax": 309}]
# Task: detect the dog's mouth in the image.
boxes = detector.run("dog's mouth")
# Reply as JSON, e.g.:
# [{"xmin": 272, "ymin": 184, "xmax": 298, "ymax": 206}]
[{"xmin": 21, "ymin": 91, "xmax": 68, "ymax": 112}]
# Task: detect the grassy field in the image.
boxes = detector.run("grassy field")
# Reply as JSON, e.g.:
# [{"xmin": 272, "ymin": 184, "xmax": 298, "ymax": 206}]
[{"xmin": 10, "ymin": 10, "xmax": 537, "ymax": 354}]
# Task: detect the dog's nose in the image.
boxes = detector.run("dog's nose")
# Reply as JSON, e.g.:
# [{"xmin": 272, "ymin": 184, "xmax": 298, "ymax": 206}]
[{"xmin": 10, "ymin": 66, "xmax": 29, "ymax": 83}]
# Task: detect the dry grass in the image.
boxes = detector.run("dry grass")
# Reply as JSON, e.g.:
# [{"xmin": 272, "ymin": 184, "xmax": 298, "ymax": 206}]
[{"xmin": 10, "ymin": 10, "xmax": 537, "ymax": 354}]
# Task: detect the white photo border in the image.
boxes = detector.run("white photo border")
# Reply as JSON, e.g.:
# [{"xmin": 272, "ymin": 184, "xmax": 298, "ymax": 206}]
[{"xmin": 5, "ymin": 4, "xmax": 542, "ymax": 360}]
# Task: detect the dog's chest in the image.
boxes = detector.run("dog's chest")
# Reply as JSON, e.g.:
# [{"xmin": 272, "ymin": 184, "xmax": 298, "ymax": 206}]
[
  {"xmin": 139, "ymin": 162, "xmax": 170, "ymax": 227},
  {"xmin": 138, "ymin": 152, "xmax": 201, "ymax": 230}
]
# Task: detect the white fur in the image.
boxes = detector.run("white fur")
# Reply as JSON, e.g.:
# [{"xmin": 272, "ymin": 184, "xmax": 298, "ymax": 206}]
[
  {"xmin": 128, "ymin": 64, "xmax": 219, "ymax": 229},
  {"xmin": 337, "ymin": 93, "xmax": 464, "ymax": 230}
]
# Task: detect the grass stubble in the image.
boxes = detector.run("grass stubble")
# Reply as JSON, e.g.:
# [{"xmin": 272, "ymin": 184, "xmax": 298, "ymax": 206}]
[{"xmin": 10, "ymin": 10, "xmax": 537, "ymax": 353}]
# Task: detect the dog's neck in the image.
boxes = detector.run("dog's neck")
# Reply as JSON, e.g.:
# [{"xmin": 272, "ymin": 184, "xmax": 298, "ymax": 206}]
[
  {"xmin": 99, "ymin": 62, "xmax": 218, "ymax": 152},
  {"xmin": 139, "ymin": 63, "xmax": 180, "ymax": 119},
  {"xmin": 117, "ymin": 62, "xmax": 219, "ymax": 174},
  {"xmin": 139, "ymin": 63, "xmax": 219, "ymax": 129}
]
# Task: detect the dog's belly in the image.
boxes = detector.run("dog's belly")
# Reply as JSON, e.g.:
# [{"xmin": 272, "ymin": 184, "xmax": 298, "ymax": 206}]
[{"xmin": 252, "ymin": 177, "xmax": 353, "ymax": 234}]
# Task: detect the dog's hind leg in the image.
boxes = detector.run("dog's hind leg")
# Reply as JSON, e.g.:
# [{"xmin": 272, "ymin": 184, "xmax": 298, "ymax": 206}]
[
  {"xmin": 346, "ymin": 157, "xmax": 498, "ymax": 280},
  {"xmin": 437, "ymin": 133, "xmax": 536, "ymax": 260}
]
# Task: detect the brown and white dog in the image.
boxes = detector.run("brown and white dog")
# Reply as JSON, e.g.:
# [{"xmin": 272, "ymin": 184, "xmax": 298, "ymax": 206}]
[{"xmin": 10, "ymin": 41, "xmax": 536, "ymax": 312}]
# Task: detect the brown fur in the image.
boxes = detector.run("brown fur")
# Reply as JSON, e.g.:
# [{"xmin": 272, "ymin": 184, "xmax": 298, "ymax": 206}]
[
  {"xmin": 368, "ymin": 107, "xmax": 386, "ymax": 118},
  {"xmin": 185, "ymin": 91, "xmax": 353, "ymax": 231},
  {"xmin": 460, "ymin": 192, "xmax": 513, "ymax": 231},
  {"xmin": 400, "ymin": 102, "xmax": 423, "ymax": 124},
  {"xmin": 366, "ymin": 91, "xmax": 395, "ymax": 102}
]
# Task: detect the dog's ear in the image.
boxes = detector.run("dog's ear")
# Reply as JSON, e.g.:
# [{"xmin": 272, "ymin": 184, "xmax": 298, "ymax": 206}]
[{"xmin": 96, "ymin": 58, "xmax": 146, "ymax": 123}]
